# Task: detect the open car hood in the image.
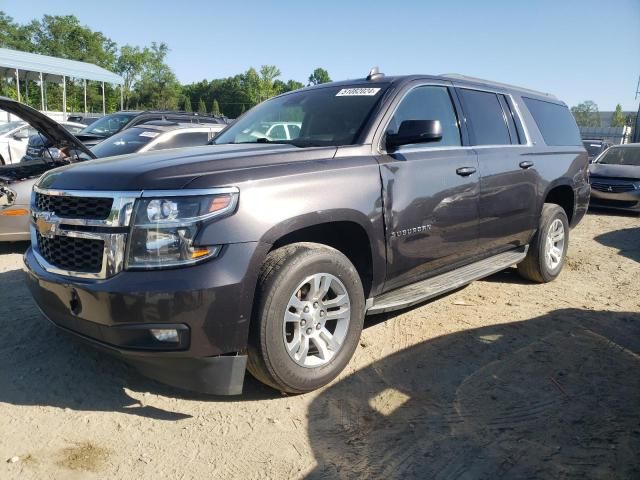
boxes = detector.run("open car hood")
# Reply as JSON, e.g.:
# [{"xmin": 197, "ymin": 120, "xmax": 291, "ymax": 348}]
[{"xmin": 0, "ymin": 97, "xmax": 96, "ymax": 160}]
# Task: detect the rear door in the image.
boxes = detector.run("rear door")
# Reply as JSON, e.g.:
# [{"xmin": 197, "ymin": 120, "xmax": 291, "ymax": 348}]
[
  {"xmin": 456, "ymin": 88, "xmax": 537, "ymax": 252},
  {"xmin": 376, "ymin": 82, "xmax": 481, "ymax": 291}
]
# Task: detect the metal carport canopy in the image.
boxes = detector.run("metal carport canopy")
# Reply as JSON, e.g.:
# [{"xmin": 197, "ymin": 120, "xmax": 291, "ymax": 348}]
[
  {"xmin": 0, "ymin": 47, "xmax": 123, "ymax": 85},
  {"xmin": 0, "ymin": 47, "xmax": 124, "ymax": 118}
]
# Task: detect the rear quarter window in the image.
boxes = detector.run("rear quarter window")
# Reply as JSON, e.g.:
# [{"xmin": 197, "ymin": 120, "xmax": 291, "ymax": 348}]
[{"xmin": 522, "ymin": 97, "xmax": 581, "ymax": 146}]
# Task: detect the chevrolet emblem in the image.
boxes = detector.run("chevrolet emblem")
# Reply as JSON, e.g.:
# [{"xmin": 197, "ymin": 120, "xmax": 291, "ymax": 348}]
[{"xmin": 34, "ymin": 211, "xmax": 58, "ymax": 239}]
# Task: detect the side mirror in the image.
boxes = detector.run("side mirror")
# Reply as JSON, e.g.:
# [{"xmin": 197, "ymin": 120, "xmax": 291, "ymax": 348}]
[
  {"xmin": 12, "ymin": 130, "xmax": 30, "ymax": 141},
  {"xmin": 386, "ymin": 120, "xmax": 442, "ymax": 150}
]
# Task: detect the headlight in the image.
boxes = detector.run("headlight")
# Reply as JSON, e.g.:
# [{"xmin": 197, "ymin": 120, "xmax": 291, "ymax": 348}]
[{"xmin": 126, "ymin": 190, "xmax": 238, "ymax": 270}]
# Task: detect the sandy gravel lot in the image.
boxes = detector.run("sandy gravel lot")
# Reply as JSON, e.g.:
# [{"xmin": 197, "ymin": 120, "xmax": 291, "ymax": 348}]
[{"xmin": 0, "ymin": 211, "xmax": 638, "ymax": 479}]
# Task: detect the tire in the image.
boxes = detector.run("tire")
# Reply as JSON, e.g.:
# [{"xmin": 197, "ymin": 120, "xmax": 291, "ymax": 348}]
[
  {"xmin": 517, "ymin": 203, "xmax": 569, "ymax": 283},
  {"xmin": 247, "ymin": 242, "xmax": 365, "ymax": 393}
]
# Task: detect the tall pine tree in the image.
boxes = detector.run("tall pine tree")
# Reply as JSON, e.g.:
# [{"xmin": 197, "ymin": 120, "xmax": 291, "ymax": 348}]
[
  {"xmin": 183, "ymin": 96, "xmax": 192, "ymax": 112},
  {"xmin": 197, "ymin": 98, "xmax": 207, "ymax": 114},
  {"xmin": 211, "ymin": 99, "xmax": 221, "ymax": 116}
]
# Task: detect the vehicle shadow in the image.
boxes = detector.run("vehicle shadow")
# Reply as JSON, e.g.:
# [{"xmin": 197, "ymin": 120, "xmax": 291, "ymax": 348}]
[
  {"xmin": 307, "ymin": 308, "xmax": 640, "ymax": 479},
  {"xmin": 594, "ymin": 227, "xmax": 640, "ymax": 263},
  {"xmin": 0, "ymin": 269, "xmax": 278, "ymax": 422},
  {"xmin": 0, "ymin": 240, "xmax": 30, "ymax": 255}
]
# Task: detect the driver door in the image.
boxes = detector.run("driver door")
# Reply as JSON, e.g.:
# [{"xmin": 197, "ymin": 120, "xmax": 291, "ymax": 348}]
[{"xmin": 377, "ymin": 83, "xmax": 481, "ymax": 291}]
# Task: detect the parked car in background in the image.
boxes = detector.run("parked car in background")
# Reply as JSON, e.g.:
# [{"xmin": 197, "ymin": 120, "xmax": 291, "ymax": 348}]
[
  {"xmin": 238, "ymin": 121, "xmax": 302, "ymax": 142},
  {"xmin": 23, "ymin": 120, "xmax": 224, "ymax": 164},
  {"xmin": 75, "ymin": 110, "xmax": 229, "ymax": 148},
  {"xmin": 0, "ymin": 120, "xmax": 85, "ymax": 165},
  {"xmin": 23, "ymin": 72, "xmax": 589, "ymax": 396},
  {"xmin": 0, "ymin": 98, "xmax": 226, "ymax": 241},
  {"xmin": 67, "ymin": 114, "xmax": 101, "ymax": 126},
  {"xmin": 583, "ymin": 139, "xmax": 613, "ymax": 163},
  {"xmin": 589, "ymin": 143, "xmax": 640, "ymax": 213},
  {"xmin": 90, "ymin": 121, "xmax": 224, "ymax": 157}
]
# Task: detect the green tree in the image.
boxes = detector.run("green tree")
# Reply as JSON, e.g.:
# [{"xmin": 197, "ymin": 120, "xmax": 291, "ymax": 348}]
[
  {"xmin": 29, "ymin": 14, "xmax": 117, "ymax": 68},
  {"xmin": 116, "ymin": 45, "xmax": 153, "ymax": 109},
  {"xmin": 610, "ymin": 104, "xmax": 626, "ymax": 127},
  {"xmin": 210, "ymin": 99, "xmax": 221, "ymax": 115},
  {"xmin": 183, "ymin": 95, "xmax": 192, "ymax": 112},
  {"xmin": 258, "ymin": 65, "xmax": 281, "ymax": 100},
  {"xmin": 197, "ymin": 98, "xmax": 207, "ymax": 114},
  {"xmin": 0, "ymin": 12, "xmax": 35, "ymax": 52},
  {"xmin": 135, "ymin": 42, "xmax": 181, "ymax": 110},
  {"xmin": 308, "ymin": 68, "xmax": 331, "ymax": 86},
  {"xmin": 571, "ymin": 100, "xmax": 600, "ymax": 127}
]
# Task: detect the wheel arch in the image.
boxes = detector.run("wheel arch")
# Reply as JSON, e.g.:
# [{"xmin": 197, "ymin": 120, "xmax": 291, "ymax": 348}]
[
  {"xmin": 261, "ymin": 211, "xmax": 384, "ymax": 299},
  {"xmin": 541, "ymin": 180, "xmax": 575, "ymax": 224}
]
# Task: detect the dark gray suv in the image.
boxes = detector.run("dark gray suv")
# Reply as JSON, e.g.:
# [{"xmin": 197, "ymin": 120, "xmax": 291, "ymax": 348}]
[{"xmin": 24, "ymin": 71, "xmax": 590, "ymax": 395}]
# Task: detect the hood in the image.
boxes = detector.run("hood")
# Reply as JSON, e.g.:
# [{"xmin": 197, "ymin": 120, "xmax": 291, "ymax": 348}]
[
  {"xmin": 37, "ymin": 143, "xmax": 339, "ymax": 191},
  {"xmin": 589, "ymin": 163, "xmax": 640, "ymax": 180},
  {"xmin": 0, "ymin": 97, "xmax": 95, "ymax": 159},
  {"xmin": 0, "ymin": 161, "xmax": 53, "ymax": 184}
]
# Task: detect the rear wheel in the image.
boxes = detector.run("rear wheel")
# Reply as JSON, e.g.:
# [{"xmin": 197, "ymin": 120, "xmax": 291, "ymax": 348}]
[
  {"xmin": 247, "ymin": 242, "xmax": 365, "ymax": 393},
  {"xmin": 518, "ymin": 203, "xmax": 569, "ymax": 283}
]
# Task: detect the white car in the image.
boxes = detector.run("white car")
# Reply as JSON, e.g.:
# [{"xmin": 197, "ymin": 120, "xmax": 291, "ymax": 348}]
[
  {"xmin": 242, "ymin": 121, "xmax": 302, "ymax": 141},
  {"xmin": 0, "ymin": 120, "xmax": 85, "ymax": 165}
]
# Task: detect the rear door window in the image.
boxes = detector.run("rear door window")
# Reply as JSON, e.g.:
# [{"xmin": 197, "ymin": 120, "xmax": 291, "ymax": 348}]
[
  {"xmin": 459, "ymin": 89, "xmax": 511, "ymax": 146},
  {"xmin": 522, "ymin": 97, "xmax": 581, "ymax": 146}
]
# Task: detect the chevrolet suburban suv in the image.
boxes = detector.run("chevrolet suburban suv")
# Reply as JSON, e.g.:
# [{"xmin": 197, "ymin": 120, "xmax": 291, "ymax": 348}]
[{"xmin": 24, "ymin": 71, "xmax": 590, "ymax": 395}]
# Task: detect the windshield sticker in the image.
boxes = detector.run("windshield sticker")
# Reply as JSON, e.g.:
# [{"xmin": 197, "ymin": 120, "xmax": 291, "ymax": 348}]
[
  {"xmin": 336, "ymin": 88, "xmax": 381, "ymax": 97},
  {"xmin": 139, "ymin": 131, "xmax": 160, "ymax": 138}
]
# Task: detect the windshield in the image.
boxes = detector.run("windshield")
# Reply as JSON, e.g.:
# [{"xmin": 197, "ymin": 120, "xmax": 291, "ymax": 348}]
[
  {"xmin": 214, "ymin": 84, "xmax": 388, "ymax": 147},
  {"xmin": 0, "ymin": 121, "xmax": 25, "ymax": 136},
  {"xmin": 80, "ymin": 113, "xmax": 136, "ymax": 137},
  {"xmin": 596, "ymin": 147, "xmax": 640, "ymax": 166},
  {"xmin": 90, "ymin": 127, "xmax": 158, "ymax": 157}
]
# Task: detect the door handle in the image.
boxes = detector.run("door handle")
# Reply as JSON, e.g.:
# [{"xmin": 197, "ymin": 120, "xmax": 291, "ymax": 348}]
[
  {"xmin": 456, "ymin": 166, "xmax": 476, "ymax": 177},
  {"xmin": 519, "ymin": 160, "xmax": 534, "ymax": 169}
]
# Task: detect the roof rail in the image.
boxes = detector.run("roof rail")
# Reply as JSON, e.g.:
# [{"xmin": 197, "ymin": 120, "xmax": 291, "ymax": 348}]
[{"xmin": 440, "ymin": 73, "xmax": 557, "ymax": 99}]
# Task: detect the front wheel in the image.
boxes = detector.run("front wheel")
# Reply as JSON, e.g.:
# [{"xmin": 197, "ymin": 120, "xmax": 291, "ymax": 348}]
[
  {"xmin": 247, "ymin": 242, "xmax": 365, "ymax": 393},
  {"xmin": 518, "ymin": 203, "xmax": 569, "ymax": 283}
]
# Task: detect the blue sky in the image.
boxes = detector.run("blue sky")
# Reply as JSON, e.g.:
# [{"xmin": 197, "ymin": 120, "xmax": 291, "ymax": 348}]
[{"xmin": 2, "ymin": 0, "xmax": 639, "ymax": 110}]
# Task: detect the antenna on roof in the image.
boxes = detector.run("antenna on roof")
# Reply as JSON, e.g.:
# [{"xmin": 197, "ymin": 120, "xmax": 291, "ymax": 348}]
[{"xmin": 366, "ymin": 66, "xmax": 384, "ymax": 81}]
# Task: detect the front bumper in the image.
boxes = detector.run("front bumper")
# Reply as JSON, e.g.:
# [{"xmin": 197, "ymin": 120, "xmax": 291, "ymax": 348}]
[
  {"xmin": 24, "ymin": 241, "xmax": 268, "ymax": 395},
  {"xmin": 589, "ymin": 189, "xmax": 640, "ymax": 212}
]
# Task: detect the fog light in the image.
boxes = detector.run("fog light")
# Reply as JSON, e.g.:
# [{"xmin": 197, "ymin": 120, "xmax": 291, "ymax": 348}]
[{"xmin": 150, "ymin": 328, "xmax": 179, "ymax": 343}]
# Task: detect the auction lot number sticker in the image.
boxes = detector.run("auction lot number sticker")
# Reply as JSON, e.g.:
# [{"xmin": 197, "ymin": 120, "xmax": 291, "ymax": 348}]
[{"xmin": 336, "ymin": 88, "xmax": 381, "ymax": 96}]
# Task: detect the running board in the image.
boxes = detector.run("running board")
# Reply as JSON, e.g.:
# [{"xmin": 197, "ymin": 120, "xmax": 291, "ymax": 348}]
[{"xmin": 367, "ymin": 246, "xmax": 528, "ymax": 315}]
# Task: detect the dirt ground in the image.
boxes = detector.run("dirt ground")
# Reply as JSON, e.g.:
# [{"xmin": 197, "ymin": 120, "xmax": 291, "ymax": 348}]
[{"xmin": 0, "ymin": 211, "xmax": 638, "ymax": 479}]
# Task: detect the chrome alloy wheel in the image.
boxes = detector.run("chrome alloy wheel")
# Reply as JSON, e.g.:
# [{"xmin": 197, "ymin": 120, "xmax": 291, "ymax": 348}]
[
  {"xmin": 283, "ymin": 273, "xmax": 351, "ymax": 368},
  {"xmin": 544, "ymin": 218, "xmax": 565, "ymax": 270}
]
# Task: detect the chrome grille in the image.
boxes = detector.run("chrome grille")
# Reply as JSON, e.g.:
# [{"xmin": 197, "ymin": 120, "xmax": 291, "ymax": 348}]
[
  {"xmin": 35, "ymin": 192, "xmax": 113, "ymax": 219},
  {"xmin": 36, "ymin": 232, "xmax": 104, "ymax": 273},
  {"xmin": 31, "ymin": 187, "xmax": 141, "ymax": 279},
  {"xmin": 590, "ymin": 182, "xmax": 636, "ymax": 193}
]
